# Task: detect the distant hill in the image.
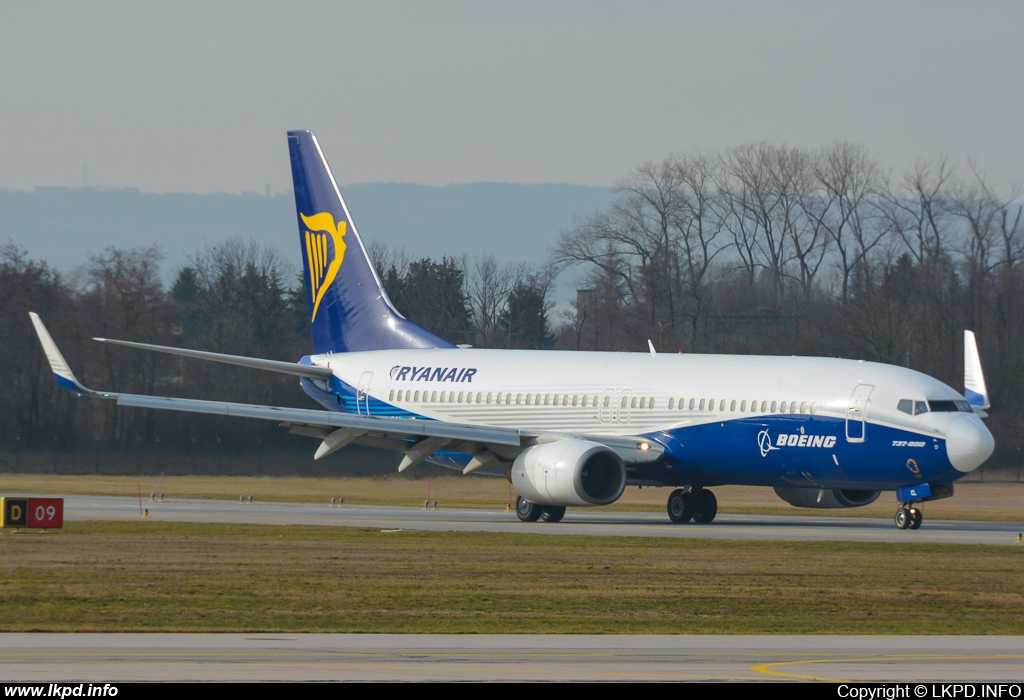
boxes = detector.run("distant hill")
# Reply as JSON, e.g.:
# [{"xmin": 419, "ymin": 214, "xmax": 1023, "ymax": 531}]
[{"xmin": 0, "ymin": 184, "xmax": 616, "ymax": 285}]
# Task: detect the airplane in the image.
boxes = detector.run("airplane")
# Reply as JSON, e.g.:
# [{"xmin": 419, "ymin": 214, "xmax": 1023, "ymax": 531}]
[{"xmin": 30, "ymin": 130, "xmax": 996, "ymax": 530}]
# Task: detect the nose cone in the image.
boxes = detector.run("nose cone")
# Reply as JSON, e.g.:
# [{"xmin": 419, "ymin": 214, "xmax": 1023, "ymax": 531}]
[{"xmin": 946, "ymin": 414, "xmax": 995, "ymax": 472}]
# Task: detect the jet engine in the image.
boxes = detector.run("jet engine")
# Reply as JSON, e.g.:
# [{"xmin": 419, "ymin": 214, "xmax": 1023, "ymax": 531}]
[
  {"xmin": 510, "ymin": 440, "xmax": 627, "ymax": 507},
  {"xmin": 773, "ymin": 486, "xmax": 881, "ymax": 509}
]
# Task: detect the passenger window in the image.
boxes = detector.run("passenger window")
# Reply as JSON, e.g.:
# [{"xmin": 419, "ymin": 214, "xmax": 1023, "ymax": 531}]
[
  {"xmin": 649, "ymin": 397, "xmax": 655, "ymax": 409},
  {"xmin": 810, "ymin": 402, "xmax": 817, "ymax": 414},
  {"xmin": 770, "ymin": 401, "xmax": 777, "ymax": 412},
  {"xmin": 780, "ymin": 401, "xmax": 787, "ymax": 413},
  {"xmin": 800, "ymin": 401, "xmax": 807, "ymax": 414},
  {"xmin": 719, "ymin": 400, "xmax": 725, "ymax": 412},
  {"xmin": 631, "ymin": 397, "xmax": 638, "ymax": 409},
  {"xmin": 669, "ymin": 398, "xmax": 675, "ymax": 409},
  {"xmin": 730, "ymin": 400, "xmax": 736, "ymax": 412},
  {"xmin": 699, "ymin": 399, "xmax": 706, "ymax": 410}
]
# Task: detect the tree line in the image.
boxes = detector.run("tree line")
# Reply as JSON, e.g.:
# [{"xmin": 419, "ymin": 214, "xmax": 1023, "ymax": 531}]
[
  {"xmin": 1, "ymin": 140, "xmax": 1022, "ymax": 475},
  {"xmin": 0, "ymin": 236, "xmax": 554, "ymax": 473}
]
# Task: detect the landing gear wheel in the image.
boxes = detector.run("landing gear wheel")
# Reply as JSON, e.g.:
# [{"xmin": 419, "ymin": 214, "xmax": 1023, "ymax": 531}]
[
  {"xmin": 909, "ymin": 508, "xmax": 923, "ymax": 530},
  {"xmin": 667, "ymin": 489, "xmax": 694, "ymax": 523},
  {"xmin": 692, "ymin": 490, "xmax": 718, "ymax": 524},
  {"xmin": 516, "ymin": 495, "xmax": 542, "ymax": 522},
  {"xmin": 895, "ymin": 507, "xmax": 911, "ymax": 530},
  {"xmin": 540, "ymin": 506, "xmax": 566, "ymax": 523}
]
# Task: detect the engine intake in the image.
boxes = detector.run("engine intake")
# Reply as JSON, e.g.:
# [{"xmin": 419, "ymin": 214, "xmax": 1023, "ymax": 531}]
[
  {"xmin": 774, "ymin": 486, "xmax": 881, "ymax": 509},
  {"xmin": 511, "ymin": 440, "xmax": 627, "ymax": 507}
]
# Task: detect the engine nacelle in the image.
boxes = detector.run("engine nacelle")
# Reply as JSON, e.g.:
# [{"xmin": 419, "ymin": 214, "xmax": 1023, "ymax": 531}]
[
  {"xmin": 511, "ymin": 440, "xmax": 626, "ymax": 507},
  {"xmin": 773, "ymin": 486, "xmax": 881, "ymax": 509}
]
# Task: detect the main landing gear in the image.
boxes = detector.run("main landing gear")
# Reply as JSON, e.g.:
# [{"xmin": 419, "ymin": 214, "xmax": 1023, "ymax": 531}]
[
  {"xmin": 515, "ymin": 496, "xmax": 566, "ymax": 523},
  {"xmin": 667, "ymin": 488, "xmax": 718, "ymax": 524},
  {"xmin": 894, "ymin": 504, "xmax": 923, "ymax": 530}
]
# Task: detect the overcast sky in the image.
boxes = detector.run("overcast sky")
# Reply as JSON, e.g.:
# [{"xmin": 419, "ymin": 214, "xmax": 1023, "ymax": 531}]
[{"xmin": 2, "ymin": 1, "xmax": 1021, "ymax": 196}]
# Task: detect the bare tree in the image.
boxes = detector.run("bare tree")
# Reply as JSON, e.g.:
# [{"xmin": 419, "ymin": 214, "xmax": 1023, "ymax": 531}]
[
  {"xmin": 672, "ymin": 153, "xmax": 727, "ymax": 346},
  {"xmin": 813, "ymin": 142, "xmax": 889, "ymax": 301},
  {"xmin": 719, "ymin": 143, "xmax": 791, "ymax": 301},
  {"xmin": 466, "ymin": 255, "xmax": 517, "ymax": 347}
]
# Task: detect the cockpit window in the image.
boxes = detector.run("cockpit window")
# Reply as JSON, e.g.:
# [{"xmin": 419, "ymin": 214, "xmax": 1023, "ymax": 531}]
[
  {"xmin": 898, "ymin": 399, "xmax": 930, "ymax": 416},
  {"xmin": 927, "ymin": 399, "xmax": 973, "ymax": 413}
]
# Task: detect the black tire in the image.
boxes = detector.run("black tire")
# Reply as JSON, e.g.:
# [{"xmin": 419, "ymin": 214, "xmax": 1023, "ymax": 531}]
[
  {"xmin": 516, "ymin": 495, "xmax": 542, "ymax": 522},
  {"xmin": 667, "ymin": 489, "xmax": 694, "ymax": 523},
  {"xmin": 895, "ymin": 507, "xmax": 911, "ymax": 530},
  {"xmin": 692, "ymin": 489, "xmax": 718, "ymax": 524},
  {"xmin": 909, "ymin": 509, "xmax": 923, "ymax": 530},
  {"xmin": 540, "ymin": 506, "xmax": 566, "ymax": 523}
]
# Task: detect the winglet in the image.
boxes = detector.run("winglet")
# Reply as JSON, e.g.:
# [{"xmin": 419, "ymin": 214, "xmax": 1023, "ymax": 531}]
[
  {"xmin": 964, "ymin": 330, "xmax": 990, "ymax": 411},
  {"xmin": 29, "ymin": 313, "xmax": 114, "ymax": 398}
]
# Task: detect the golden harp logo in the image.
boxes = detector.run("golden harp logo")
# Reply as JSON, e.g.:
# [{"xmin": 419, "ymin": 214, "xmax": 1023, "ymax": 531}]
[{"xmin": 301, "ymin": 212, "xmax": 347, "ymax": 322}]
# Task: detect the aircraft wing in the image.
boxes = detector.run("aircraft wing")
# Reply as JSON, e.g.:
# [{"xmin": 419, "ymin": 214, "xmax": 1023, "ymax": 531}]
[{"xmin": 31, "ymin": 313, "xmax": 662, "ymax": 471}]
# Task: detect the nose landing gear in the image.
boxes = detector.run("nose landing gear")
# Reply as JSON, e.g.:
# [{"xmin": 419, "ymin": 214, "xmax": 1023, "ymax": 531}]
[{"xmin": 895, "ymin": 504, "xmax": 923, "ymax": 530}]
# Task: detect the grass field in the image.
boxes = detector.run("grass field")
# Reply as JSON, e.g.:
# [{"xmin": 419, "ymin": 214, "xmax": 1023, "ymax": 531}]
[
  {"xmin": 1, "ymin": 521, "xmax": 1022, "ymax": 634},
  {"xmin": 1, "ymin": 473, "xmax": 1021, "ymax": 521}
]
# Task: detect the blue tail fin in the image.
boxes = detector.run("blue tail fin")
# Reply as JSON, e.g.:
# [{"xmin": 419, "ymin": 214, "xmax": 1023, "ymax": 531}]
[{"xmin": 288, "ymin": 130, "xmax": 455, "ymax": 353}]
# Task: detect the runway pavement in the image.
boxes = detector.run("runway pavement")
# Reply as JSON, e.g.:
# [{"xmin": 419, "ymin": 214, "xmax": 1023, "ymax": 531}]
[
  {"xmin": 61, "ymin": 494, "xmax": 1024, "ymax": 545},
  {"xmin": 7, "ymin": 497, "xmax": 1022, "ymax": 681},
  {"xmin": 1, "ymin": 634, "xmax": 1022, "ymax": 681}
]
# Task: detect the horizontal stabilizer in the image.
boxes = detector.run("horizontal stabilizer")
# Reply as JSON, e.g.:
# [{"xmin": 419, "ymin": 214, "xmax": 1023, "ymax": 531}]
[{"xmin": 93, "ymin": 337, "xmax": 335, "ymax": 380}]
